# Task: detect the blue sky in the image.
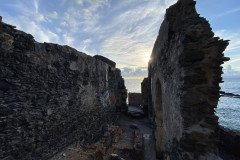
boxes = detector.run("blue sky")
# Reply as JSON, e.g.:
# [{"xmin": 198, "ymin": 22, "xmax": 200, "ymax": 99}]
[{"xmin": 0, "ymin": 0, "xmax": 240, "ymax": 77}]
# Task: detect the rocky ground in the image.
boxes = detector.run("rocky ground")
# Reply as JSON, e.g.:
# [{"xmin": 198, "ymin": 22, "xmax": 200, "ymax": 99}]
[{"xmin": 50, "ymin": 106, "xmax": 156, "ymax": 160}]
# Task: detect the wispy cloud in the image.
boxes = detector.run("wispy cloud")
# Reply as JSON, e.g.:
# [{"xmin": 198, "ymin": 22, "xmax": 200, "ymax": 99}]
[
  {"xmin": 99, "ymin": 0, "xmax": 176, "ymax": 68},
  {"xmin": 1, "ymin": 15, "xmax": 59, "ymax": 43},
  {"xmin": 63, "ymin": 33, "xmax": 74, "ymax": 45},
  {"xmin": 75, "ymin": 0, "xmax": 109, "ymax": 9},
  {"xmin": 61, "ymin": 0, "xmax": 110, "ymax": 32},
  {"xmin": 1, "ymin": 0, "xmax": 177, "ymax": 72},
  {"xmin": 36, "ymin": 13, "xmax": 45, "ymax": 22},
  {"xmin": 48, "ymin": 11, "xmax": 58, "ymax": 19},
  {"xmin": 213, "ymin": 7, "xmax": 240, "ymax": 19},
  {"xmin": 215, "ymin": 30, "xmax": 240, "ymax": 74},
  {"xmin": 215, "ymin": 30, "xmax": 240, "ymax": 51},
  {"xmin": 230, "ymin": 58, "xmax": 240, "ymax": 63},
  {"xmin": 33, "ymin": 0, "xmax": 46, "ymax": 22},
  {"xmin": 122, "ymin": 67, "xmax": 148, "ymax": 77},
  {"xmin": 223, "ymin": 65, "xmax": 240, "ymax": 77},
  {"xmin": 33, "ymin": 0, "xmax": 39, "ymax": 13}
]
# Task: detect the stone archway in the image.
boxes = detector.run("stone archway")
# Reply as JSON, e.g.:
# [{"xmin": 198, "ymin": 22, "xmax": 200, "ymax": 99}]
[{"xmin": 155, "ymin": 78, "xmax": 165, "ymax": 159}]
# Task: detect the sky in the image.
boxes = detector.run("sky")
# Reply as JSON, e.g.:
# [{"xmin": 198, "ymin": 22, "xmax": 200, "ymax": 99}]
[{"xmin": 0, "ymin": 0, "xmax": 240, "ymax": 78}]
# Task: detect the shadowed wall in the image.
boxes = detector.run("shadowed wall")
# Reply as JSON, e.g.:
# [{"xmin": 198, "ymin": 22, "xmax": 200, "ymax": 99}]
[
  {"xmin": 0, "ymin": 20, "xmax": 126, "ymax": 159},
  {"xmin": 148, "ymin": 0, "xmax": 229, "ymax": 159}
]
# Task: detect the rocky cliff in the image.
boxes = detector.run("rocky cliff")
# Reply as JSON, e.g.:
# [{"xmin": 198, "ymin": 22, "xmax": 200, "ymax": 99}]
[
  {"xmin": 148, "ymin": 0, "xmax": 229, "ymax": 159},
  {"xmin": 0, "ymin": 19, "xmax": 126, "ymax": 159}
]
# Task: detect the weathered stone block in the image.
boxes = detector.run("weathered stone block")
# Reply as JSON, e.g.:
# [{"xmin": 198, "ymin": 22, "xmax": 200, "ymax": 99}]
[{"xmin": 128, "ymin": 93, "xmax": 142, "ymax": 106}]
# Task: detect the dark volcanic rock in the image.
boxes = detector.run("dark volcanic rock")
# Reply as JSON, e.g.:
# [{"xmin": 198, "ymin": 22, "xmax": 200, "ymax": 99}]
[
  {"xmin": 0, "ymin": 20, "xmax": 126, "ymax": 159},
  {"xmin": 148, "ymin": 0, "xmax": 229, "ymax": 159},
  {"xmin": 141, "ymin": 78, "xmax": 149, "ymax": 116}
]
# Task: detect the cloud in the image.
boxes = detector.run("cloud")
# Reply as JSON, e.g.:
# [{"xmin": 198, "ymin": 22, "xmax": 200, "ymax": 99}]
[
  {"xmin": 214, "ymin": 30, "xmax": 240, "ymax": 77},
  {"xmin": 74, "ymin": 38, "xmax": 96, "ymax": 56},
  {"xmin": 230, "ymin": 58, "xmax": 240, "ymax": 63},
  {"xmin": 83, "ymin": 38, "xmax": 92, "ymax": 44},
  {"xmin": 1, "ymin": 0, "xmax": 178, "ymax": 74},
  {"xmin": 36, "ymin": 13, "xmax": 45, "ymax": 21},
  {"xmin": 213, "ymin": 7, "xmax": 240, "ymax": 20},
  {"xmin": 215, "ymin": 30, "xmax": 240, "ymax": 51},
  {"xmin": 121, "ymin": 67, "xmax": 148, "ymax": 77},
  {"xmin": 56, "ymin": 0, "xmax": 176, "ymax": 67},
  {"xmin": 4, "ymin": 15, "xmax": 59, "ymax": 43},
  {"xmin": 48, "ymin": 11, "xmax": 58, "ymax": 19},
  {"xmin": 26, "ymin": 21, "xmax": 59, "ymax": 43},
  {"xmin": 60, "ymin": 21, "xmax": 68, "ymax": 27},
  {"xmin": 33, "ymin": 0, "xmax": 39, "ymax": 14},
  {"xmin": 63, "ymin": 34, "xmax": 75, "ymax": 45},
  {"xmin": 76, "ymin": 0, "xmax": 84, "ymax": 5},
  {"xmin": 33, "ymin": 0, "xmax": 46, "ymax": 22},
  {"xmin": 62, "ymin": 0, "xmax": 110, "ymax": 32},
  {"xmin": 98, "ymin": 0, "xmax": 176, "ymax": 68},
  {"xmin": 55, "ymin": 27, "xmax": 62, "ymax": 33},
  {"xmin": 75, "ymin": 0, "xmax": 109, "ymax": 11},
  {"xmin": 223, "ymin": 65, "xmax": 240, "ymax": 78},
  {"xmin": 61, "ymin": 9, "xmax": 83, "ymax": 32},
  {"xmin": 82, "ymin": 38, "xmax": 92, "ymax": 50}
]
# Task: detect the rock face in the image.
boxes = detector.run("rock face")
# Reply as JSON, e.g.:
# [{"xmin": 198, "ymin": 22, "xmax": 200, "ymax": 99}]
[
  {"xmin": 141, "ymin": 78, "xmax": 149, "ymax": 116},
  {"xmin": 0, "ymin": 21, "xmax": 126, "ymax": 159},
  {"xmin": 148, "ymin": 0, "xmax": 229, "ymax": 159}
]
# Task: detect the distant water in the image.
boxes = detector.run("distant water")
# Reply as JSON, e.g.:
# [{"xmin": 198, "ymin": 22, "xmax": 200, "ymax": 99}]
[
  {"xmin": 216, "ymin": 78, "xmax": 240, "ymax": 131},
  {"xmin": 124, "ymin": 77, "xmax": 240, "ymax": 131}
]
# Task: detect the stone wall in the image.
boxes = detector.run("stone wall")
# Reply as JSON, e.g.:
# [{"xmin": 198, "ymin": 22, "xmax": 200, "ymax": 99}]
[
  {"xmin": 0, "ymin": 20, "xmax": 126, "ymax": 159},
  {"xmin": 148, "ymin": 0, "xmax": 229, "ymax": 159},
  {"xmin": 93, "ymin": 55, "xmax": 116, "ymax": 68},
  {"xmin": 128, "ymin": 93, "xmax": 142, "ymax": 106},
  {"xmin": 141, "ymin": 78, "xmax": 149, "ymax": 116}
]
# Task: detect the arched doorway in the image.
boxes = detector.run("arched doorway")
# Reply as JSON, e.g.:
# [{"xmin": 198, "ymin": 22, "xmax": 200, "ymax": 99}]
[{"xmin": 155, "ymin": 78, "xmax": 165, "ymax": 158}]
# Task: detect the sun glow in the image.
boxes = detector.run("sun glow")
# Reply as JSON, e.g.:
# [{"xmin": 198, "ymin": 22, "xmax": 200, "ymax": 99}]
[{"xmin": 145, "ymin": 52, "xmax": 151, "ymax": 64}]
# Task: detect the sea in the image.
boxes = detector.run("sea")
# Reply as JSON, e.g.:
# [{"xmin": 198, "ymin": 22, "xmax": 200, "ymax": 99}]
[{"xmin": 124, "ymin": 77, "xmax": 240, "ymax": 131}]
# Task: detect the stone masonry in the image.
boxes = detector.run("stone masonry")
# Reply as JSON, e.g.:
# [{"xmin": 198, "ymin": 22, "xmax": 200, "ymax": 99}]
[
  {"xmin": 128, "ymin": 93, "xmax": 142, "ymax": 106},
  {"xmin": 148, "ymin": 0, "xmax": 229, "ymax": 159},
  {"xmin": 0, "ymin": 20, "xmax": 126, "ymax": 159},
  {"xmin": 141, "ymin": 78, "xmax": 149, "ymax": 116}
]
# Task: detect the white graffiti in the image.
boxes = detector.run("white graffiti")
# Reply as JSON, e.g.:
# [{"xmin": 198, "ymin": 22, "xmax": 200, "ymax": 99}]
[{"xmin": 100, "ymin": 90, "xmax": 110, "ymax": 107}]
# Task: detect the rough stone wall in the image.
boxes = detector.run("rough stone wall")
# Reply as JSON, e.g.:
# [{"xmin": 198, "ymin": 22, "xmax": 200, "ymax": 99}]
[
  {"xmin": 148, "ymin": 0, "xmax": 229, "ymax": 159},
  {"xmin": 141, "ymin": 78, "xmax": 149, "ymax": 116},
  {"xmin": 147, "ymin": 66, "xmax": 153, "ymax": 118},
  {"xmin": 0, "ymin": 20, "xmax": 126, "ymax": 159},
  {"xmin": 128, "ymin": 93, "xmax": 142, "ymax": 106},
  {"xmin": 108, "ymin": 68, "xmax": 127, "ymax": 110}
]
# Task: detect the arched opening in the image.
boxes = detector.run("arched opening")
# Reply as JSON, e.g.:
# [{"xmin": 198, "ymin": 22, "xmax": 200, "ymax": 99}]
[{"xmin": 155, "ymin": 78, "xmax": 165, "ymax": 158}]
